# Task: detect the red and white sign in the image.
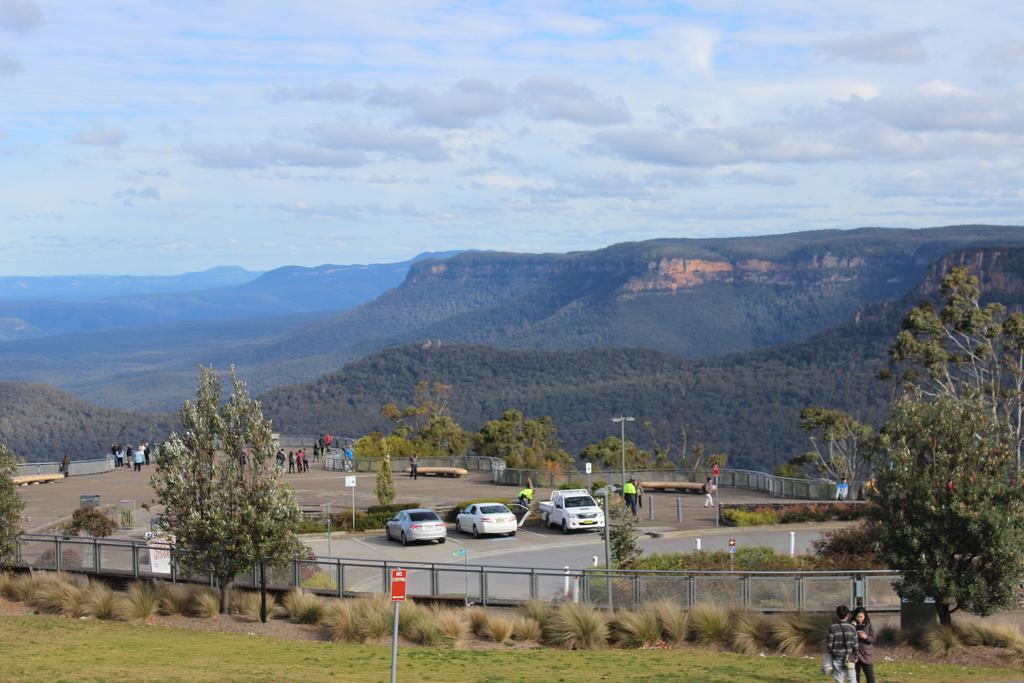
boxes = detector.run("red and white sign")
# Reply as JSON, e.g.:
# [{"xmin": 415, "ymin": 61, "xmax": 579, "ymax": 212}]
[
  {"xmin": 390, "ymin": 568, "xmax": 407, "ymax": 602},
  {"xmin": 712, "ymin": 465, "xmax": 719, "ymax": 477}
]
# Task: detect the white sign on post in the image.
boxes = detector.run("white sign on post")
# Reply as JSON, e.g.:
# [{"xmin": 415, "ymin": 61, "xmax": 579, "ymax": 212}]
[
  {"xmin": 345, "ymin": 476, "xmax": 357, "ymax": 488},
  {"xmin": 585, "ymin": 462, "xmax": 592, "ymax": 474}
]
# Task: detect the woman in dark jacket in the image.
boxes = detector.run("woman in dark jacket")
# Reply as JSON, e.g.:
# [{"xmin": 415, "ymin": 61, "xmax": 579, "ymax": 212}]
[{"xmin": 851, "ymin": 607, "xmax": 875, "ymax": 683}]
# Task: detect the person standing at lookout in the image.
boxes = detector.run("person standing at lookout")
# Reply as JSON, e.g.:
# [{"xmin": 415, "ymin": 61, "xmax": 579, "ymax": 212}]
[
  {"xmin": 837, "ymin": 477, "xmax": 850, "ymax": 501},
  {"xmin": 133, "ymin": 447, "xmax": 144, "ymax": 472},
  {"xmin": 61, "ymin": 454, "xmax": 70, "ymax": 478},
  {"xmin": 287, "ymin": 450, "xmax": 295, "ymax": 474},
  {"xmin": 851, "ymin": 608, "xmax": 875, "ymax": 683},
  {"xmin": 408, "ymin": 454, "xmax": 418, "ymax": 480}
]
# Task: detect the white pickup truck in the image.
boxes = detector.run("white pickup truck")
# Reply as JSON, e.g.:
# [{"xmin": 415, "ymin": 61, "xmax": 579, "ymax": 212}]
[{"xmin": 538, "ymin": 489, "xmax": 605, "ymax": 533}]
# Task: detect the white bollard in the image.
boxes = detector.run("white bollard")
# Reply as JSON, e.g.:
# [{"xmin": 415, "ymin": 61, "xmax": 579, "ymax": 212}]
[
  {"xmin": 563, "ymin": 566, "xmax": 571, "ymax": 598},
  {"xmin": 789, "ymin": 531, "xmax": 796, "ymax": 558},
  {"xmin": 695, "ymin": 538, "xmax": 701, "ymax": 551},
  {"xmin": 572, "ymin": 576, "xmax": 580, "ymax": 603}
]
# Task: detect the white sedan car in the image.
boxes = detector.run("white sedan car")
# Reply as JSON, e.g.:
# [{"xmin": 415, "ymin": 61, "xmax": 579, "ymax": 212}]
[{"xmin": 455, "ymin": 502, "xmax": 517, "ymax": 538}]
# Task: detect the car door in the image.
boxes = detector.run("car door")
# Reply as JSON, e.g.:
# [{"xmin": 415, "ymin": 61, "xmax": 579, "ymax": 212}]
[
  {"xmin": 459, "ymin": 505, "xmax": 474, "ymax": 529},
  {"xmin": 389, "ymin": 511, "xmax": 405, "ymax": 538}
]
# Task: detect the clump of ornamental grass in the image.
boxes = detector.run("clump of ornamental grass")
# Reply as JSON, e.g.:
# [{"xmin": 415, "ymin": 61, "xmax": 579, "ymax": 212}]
[
  {"xmin": 875, "ymin": 625, "xmax": 900, "ymax": 647},
  {"xmin": 1002, "ymin": 639, "xmax": 1024, "ymax": 668},
  {"xmin": 431, "ymin": 606, "xmax": 469, "ymax": 644},
  {"xmin": 923, "ymin": 625, "xmax": 964, "ymax": 656},
  {"xmin": 770, "ymin": 612, "xmax": 825, "ymax": 656},
  {"xmin": 687, "ymin": 603, "xmax": 732, "ymax": 647},
  {"xmin": 396, "ymin": 599, "xmax": 428, "ymax": 639},
  {"xmin": 411, "ymin": 620, "xmax": 443, "ymax": 647},
  {"xmin": 511, "ymin": 616, "xmax": 543, "ymax": 643},
  {"xmin": 192, "ymin": 587, "xmax": 222, "ymax": 619},
  {"xmin": 115, "ymin": 581, "xmax": 162, "ymax": 621},
  {"xmin": 323, "ymin": 600, "xmax": 360, "ymax": 643},
  {"xmin": 544, "ymin": 603, "xmax": 609, "ymax": 650},
  {"xmin": 730, "ymin": 612, "xmax": 771, "ymax": 655},
  {"xmin": 522, "ymin": 599, "xmax": 553, "ymax": 629},
  {"xmin": 82, "ymin": 581, "xmax": 121, "ymax": 620},
  {"xmin": 33, "ymin": 578, "xmax": 88, "ymax": 617},
  {"xmin": 159, "ymin": 584, "xmax": 194, "ymax": 616},
  {"xmin": 282, "ymin": 588, "xmax": 325, "ymax": 624},
  {"xmin": 652, "ymin": 600, "xmax": 688, "ymax": 646},
  {"xmin": 0, "ymin": 572, "xmax": 12, "ymax": 598},
  {"xmin": 231, "ymin": 589, "xmax": 272, "ymax": 622},
  {"xmin": 467, "ymin": 606, "xmax": 490, "ymax": 637},
  {"xmin": 354, "ymin": 594, "xmax": 391, "ymax": 640},
  {"xmin": 611, "ymin": 607, "xmax": 662, "ymax": 648},
  {"xmin": 958, "ymin": 621, "xmax": 1023, "ymax": 649},
  {"xmin": 484, "ymin": 614, "xmax": 515, "ymax": 644}
]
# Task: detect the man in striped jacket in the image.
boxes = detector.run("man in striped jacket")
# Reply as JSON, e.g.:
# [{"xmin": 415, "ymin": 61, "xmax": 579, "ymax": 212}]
[{"xmin": 826, "ymin": 604, "xmax": 859, "ymax": 683}]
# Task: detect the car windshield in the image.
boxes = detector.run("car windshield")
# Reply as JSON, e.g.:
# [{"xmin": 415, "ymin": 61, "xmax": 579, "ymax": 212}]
[
  {"xmin": 408, "ymin": 512, "xmax": 439, "ymax": 522},
  {"xmin": 564, "ymin": 496, "xmax": 595, "ymax": 508},
  {"xmin": 480, "ymin": 505, "xmax": 509, "ymax": 514}
]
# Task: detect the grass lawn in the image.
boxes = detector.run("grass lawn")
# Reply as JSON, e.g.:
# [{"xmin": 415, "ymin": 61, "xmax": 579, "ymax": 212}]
[{"xmin": 0, "ymin": 614, "xmax": 1016, "ymax": 683}]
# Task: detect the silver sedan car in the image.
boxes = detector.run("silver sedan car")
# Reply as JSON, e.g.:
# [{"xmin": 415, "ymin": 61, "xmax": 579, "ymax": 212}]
[{"xmin": 385, "ymin": 508, "xmax": 447, "ymax": 546}]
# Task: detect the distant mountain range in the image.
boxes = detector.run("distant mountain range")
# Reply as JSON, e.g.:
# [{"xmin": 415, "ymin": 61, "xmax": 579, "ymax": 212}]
[
  {"xmin": 0, "ymin": 252, "xmax": 459, "ymax": 341},
  {"xmin": 5, "ymin": 231, "xmax": 1024, "ymax": 468}
]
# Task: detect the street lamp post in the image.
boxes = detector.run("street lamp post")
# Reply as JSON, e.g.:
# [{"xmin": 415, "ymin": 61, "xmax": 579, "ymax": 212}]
[{"xmin": 611, "ymin": 416, "xmax": 634, "ymax": 491}]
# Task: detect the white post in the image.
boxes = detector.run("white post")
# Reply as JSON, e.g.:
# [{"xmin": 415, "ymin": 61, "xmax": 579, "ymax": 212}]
[
  {"xmin": 695, "ymin": 538, "xmax": 701, "ymax": 551},
  {"xmin": 563, "ymin": 566, "xmax": 570, "ymax": 599},
  {"xmin": 572, "ymin": 575, "xmax": 580, "ymax": 603},
  {"xmin": 789, "ymin": 531, "xmax": 796, "ymax": 558}
]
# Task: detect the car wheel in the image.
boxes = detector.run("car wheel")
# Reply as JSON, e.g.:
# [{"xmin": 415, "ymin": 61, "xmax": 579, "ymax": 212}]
[
  {"xmin": 545, "ymin": 514, "xmax": 553, "ymax": 530},
  {"xmin": 401, "ymin": 532, "xmax": 408, "ymax": 546},
  {"xmin": 473, "ymin": 525, "xmax": 480, "ymax": 539},
  {"xmin": 438, "ymin": 537, "xmax": 446, "ymax": 544},
  {"xmin": 562, "ymin": 520, "xmax": 569, "ymax": 534},
  {"xmin": 455, "ymin": 520, "xmax": 462, "ymax": 534},
  {"xmin": 508, "ymin": 529, "xmax": 516, "ymax": 537},
  {"xmin": 385, "ymin": 527, "xmax": 392, "ymax": 542}
]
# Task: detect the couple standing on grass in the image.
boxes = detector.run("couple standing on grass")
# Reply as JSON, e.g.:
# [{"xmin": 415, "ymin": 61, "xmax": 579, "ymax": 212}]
[{"xmin": 826, "ymin": 604, "xmax": 875, "ymax": 683}]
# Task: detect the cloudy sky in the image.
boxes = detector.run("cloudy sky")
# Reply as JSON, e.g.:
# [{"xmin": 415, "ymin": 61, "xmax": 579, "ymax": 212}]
[{"xmin": 2, "ymin": 1, "xmax": 1023, "ymax": 274}]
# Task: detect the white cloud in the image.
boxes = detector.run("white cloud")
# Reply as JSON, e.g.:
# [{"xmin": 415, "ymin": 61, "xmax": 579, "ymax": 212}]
[
  {"xmin": 0, "ymin": 52, "xmax": 21, "ymax": 76},
  {"xmin": 72, "ymin": 128, "xmax": 127, "ymax": 146},
  {"xmin": 517, "ymin": 75, "xmax": 631, "ymax": 125},
  {"xmin": 816, "ymin": 30, "xmax": 931, "ymax": 65},
  {"xmin": 0, "ymin": 0, "xmax": 42, "ymax": 33},
  {"xmin": 114, "ymin": 186, "xmax": 161, "ymax": 207},
  {"xmin": 366, "ymin": 78, "xmax": 510, "ymax": 128},
  {"xmin": 306, "ymin": 123, "xmax": 449, "ymax": 161},
  {"xmin": 187, "ymin": 142, "xmax": 368, "ymax": 169}
]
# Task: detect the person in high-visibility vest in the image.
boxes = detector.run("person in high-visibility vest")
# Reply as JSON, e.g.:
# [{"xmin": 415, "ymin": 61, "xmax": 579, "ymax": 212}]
[
  {"xmin": 623, "ymin": 478, "xmax": 638, "ymax": 516},
  {"xmin": 518, "ymin": 478, "xmax": 535, "ymax": 510}
]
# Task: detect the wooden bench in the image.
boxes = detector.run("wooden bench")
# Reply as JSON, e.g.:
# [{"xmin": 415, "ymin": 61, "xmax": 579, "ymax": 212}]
[
  {"xmin": 640, "ymin": 481, "xmax": 706, "ymax": 494},
  {"xmin": 13, "ymin": 474, "xmax": 64, "ymax": 487},
  {"xmin": 415, "ymin": 466, "xmax": 468, "ymax": 478}
]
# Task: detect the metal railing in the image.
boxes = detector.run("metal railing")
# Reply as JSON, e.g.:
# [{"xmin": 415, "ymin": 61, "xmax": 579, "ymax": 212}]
[
  {"xmin": 15, "ymin": 456, "xmax": 115, "ymax": 478},
  {"xmin": 493, "ymin": 467, "xmax": 852, "ymax": 500},
  {"xmin": 324, "ymin": 454, "xmax": 502, "ymax": 473},
  {"xmin": 13, "ymin": 534, "xmax": 900, "ymax": 612}
]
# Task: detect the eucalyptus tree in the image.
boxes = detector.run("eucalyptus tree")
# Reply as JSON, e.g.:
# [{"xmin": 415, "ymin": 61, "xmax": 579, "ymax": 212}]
[{"xmin": 0, "ymin": 443, "xmax": 23, "ymax": 568}]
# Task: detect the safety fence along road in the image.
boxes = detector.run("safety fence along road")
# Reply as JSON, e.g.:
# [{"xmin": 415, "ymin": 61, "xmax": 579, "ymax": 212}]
[{"xmin": 14, "ymin": 534, "xmax": 900, "ymax": 612}]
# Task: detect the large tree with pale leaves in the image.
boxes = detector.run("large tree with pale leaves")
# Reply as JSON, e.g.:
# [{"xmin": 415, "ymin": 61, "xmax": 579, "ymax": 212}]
[
  {"xmin": 0, "ymin": 443, "xmax": 23, "ymax": 568},
  {"xmin": 151, "ymin": 366, "xmax": 302, "ymax": 613}
]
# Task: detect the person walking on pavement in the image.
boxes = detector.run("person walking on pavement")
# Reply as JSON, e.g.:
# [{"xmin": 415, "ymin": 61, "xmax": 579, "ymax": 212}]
[
  {"xmin": 61, "ymin": 454, "xmax": 70, "ymax": 478},
  {"xmin": 408, "ymin": 455, "xmax": 418, "ymax": 480},
  {"xmin": 703, "ymin": 477, "xmax": 717, "ymax": 508},
  {"xmin": 518, "ymin": 478, "xmax": 534, "ymax": 510},
  {"xmin": 826, "ymin": 605, "xmax": 859, "ymax": 683},
  {"xmin": 623, "ymin": 478, "xmax": 639, "ymax": 516}
]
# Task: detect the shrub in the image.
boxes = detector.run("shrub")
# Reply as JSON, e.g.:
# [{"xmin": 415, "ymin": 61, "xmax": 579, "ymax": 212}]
[
  {"xmin": 544, "ymin": 603, "xmax": 609, "ymax": 650},
  {"xmin": 5, "ymin": 573, "xmax": 39, "ymax": 602},
  {"xmin": 875, "ymin": 625, "xmax": 900, "ymax": 646},
  {"xmin": 611, "ymin": 607, "xmax": 662, "ymax": 648},
  {"xmin": 294, "ymin": 519, "xmax": 327, "ymax": 534},
  {"xmin": 116, "ymin": 581, "xmax": 162, "ymax": 621},
  {"xmin": 366, "ymin": 503, "xmax": 421, "ymax": 516},
  {"xmin": 397, "ymin": 600, "xmax": 427, "ymax": 640},
  {"xmin": 0, "ymin": 572, "xmax": 12, "ymax": 597},
  {"xmin": 467, "ymin": 606, "xmax": 490, "ymax": 636},
  {"xmin": 354, "ymin": 595, "xmax": 391, "ymax": 640},
  {"xmin": 924, "ymin": 626, "xmax": 964, "ymax": 655},
  {"xmin": 432, "ymin": 607, "xmax": 469, "ymax": 644},
  {"xmin": 512, "ymin": 616, "xmax": 543, "ymax": 643},
  {"xmin": 730, "ymin": 612, "xmax": 770, "ymax": 655},
  {"xmin": 411, "ymin": 621, "xmax": 443, "ymax": 647},
  {"xmin": 485, "ymin": 615, "xmax": 515, "ymax": 643},
  {"xmin": 1003, "ymin": 639, "xmax": 1024, "ymax": 668},
  {"xmin": 301, "ymin": 571, "xmax": 337, "ymax": 591},
  {"xmin": 282, "ymin": 589, "xmax": 324, "ymax": 624},
  {"xmin": 61, "ymin": 507, "xmax": 118, "ymax": 537},
  {"xmin": 811, "ymin": 522, "xmax": 884, "ymax": 568},
  {"xmin": 652, "ymin": 600, "xmax": 688, "ymax": 646},
  {"xmin": 192, "ymin": 588, "xmax": 221, "ymax": 619},
  {"xmin": 688, "ymin": 604, "xmax": 731, "ymax": 647},
  {"xmin": 640, "ymin": 547, "xmax": 823, "ymax": 571},
  {"xmin": 721, "ymin": 508, "xmax": 780, "ymax": 526}
]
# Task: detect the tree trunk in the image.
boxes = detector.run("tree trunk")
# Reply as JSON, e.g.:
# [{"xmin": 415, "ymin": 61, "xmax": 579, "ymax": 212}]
[
  {"xmin": 936, "ymin": 602, "xmax": 953, "ymax": 627},
  {"xmin": 219, "ymin": 579, "xmax": 233, "ymax": 615}
]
